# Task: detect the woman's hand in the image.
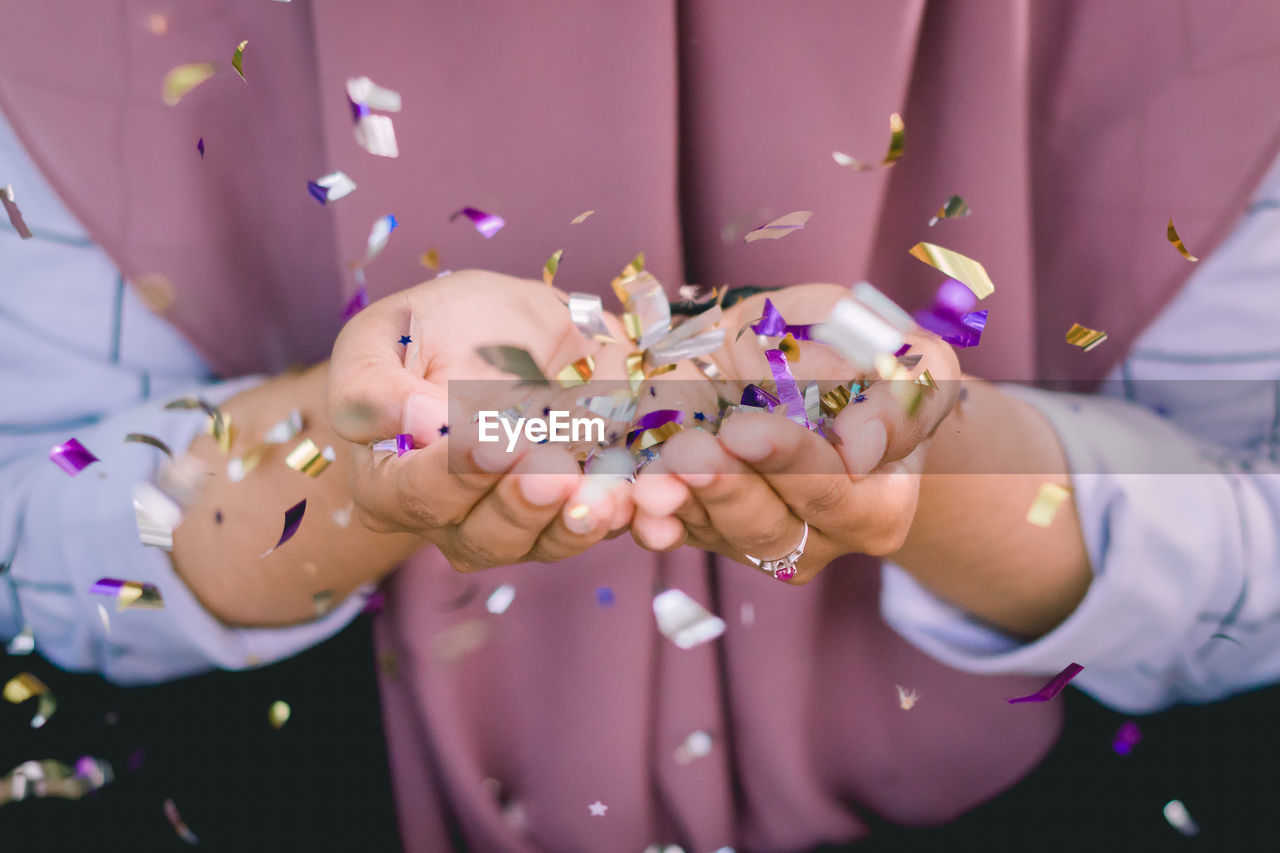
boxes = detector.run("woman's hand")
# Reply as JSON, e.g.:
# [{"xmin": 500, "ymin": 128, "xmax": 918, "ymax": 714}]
[{"xmin": 327, "ymin": 270, "xmax": 633, "ymax": 571}]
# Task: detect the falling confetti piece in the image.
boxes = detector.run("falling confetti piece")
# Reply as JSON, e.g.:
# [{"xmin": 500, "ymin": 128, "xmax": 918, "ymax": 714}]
[
  {"xmin": 653, "ymin": 588, "xmax": 725, "ymax": 650},
  {"xmin": 162, "ymin": 62, "xmax": 217, "ymax": 106},
  {"xmin": 261, "ymin": 499, "xmax": 307, "ymax": 556},
  {"xmin": 196, "ymin": 137, "xmax": 204, "ymax": 158},
  {"xmin": 1167, "ymin": 218, "xmax": 1199, "ymax": 262},
  {"xmin": 1065, "ymin": 322, "xmax": 1107, "ymax": 352},
  {"xmin": 268, "ymin": 700, "xmax": 291, "ymax": 730},
  {"xmin": 831, "ymin": 112, "xmax": 906, "ymax": 170},
  {"xmin": 571, "ymin": 209, "xmax": 596, "ymax": 224},
  {"xmin": 98, "ymin": 603, "xmax": 111, "ymax": 634},
  {"xmin": 308, "ymin": 170, "xmax": 357, "ymax": 204},
  {"xmin": 744, "ymin": 210, "xmax": 813, "ymax": 243},
  {"xmin": 420, "ymin": 248, "xmax": 441, "ymax": 269},
  {"xmin": 358, "ymin": 213, "xmax": 398, "ymax": 268},
  {"xmin": 588, "ymin": 801, "xmax": 609, "ymax": 817},
  {"xmin": 1163, "ymin": 799, "xmax": 1199, "ymax": 836},
  {"xmin": 812, "ymin": 299, "xmax": 907, "ymax": 372},
  {"xmin": 556, "ymin": 355, "xmax": 595, "ymax": 389},
  {"xmin": 908, "ymin": 242, "xmax": 995, "ymax": 299},
  {"xmin": 6, "ymin": 625, "xmax": 34, "ymax": 655},
  {"xmin": 914, "ymin": 279, "xmax": 987, "ymax": 348},
  {"xmin": 0, "ymin": 185, "xmax": 33, "ymax": 239},
  {"xmin": 674, "ymin": 730, "xmax": 714, "ymax": 765},
  {"xmin": 567, "ymin": 292, "xmax": 615, "ymax": 342},
  {"xmin": 928, "ymin": 195, "xmax": 970, "ymax": 226},
  {"xmin": 164, "ymin": 798, "xmax": 200, "ymax": 844},
  {"xmin": 262, "ymin": 410, "xmax": 304, "ymax": 445},
  {"xmin": 49, "ymin": 437, "xmax": 99, "ymax": 475},
  {"xmin": 896, "ymin": 685, "xmax": 920, "ymax": 710},
  {"xmin": 165, "ymin": 396, "xmax": 231, "ymax": 451},
  {"xmin": 1007, "ymin": 662, "xmax": 1083, "ymax": 703},
  {"xmin": 475, "ymin": 345, "xmax": 549, "ymax": 386},
  {"xmin": 284, "ymin": 438, "xmax": 335, "ymax": 477},
  {"xmin": 347, "ymin": 76, "xmax": 401, "ymax": 157},
  {"xmin": 451, "ymin": 206, "xmax": 505, "ymax": 238},
  {"xmin": 124, "ymin": 433, "xmax": 173, "ymax": 457},
  {"xmin": 486, "ymin": 584, "xmax": 516, "ymax": 614},
  {"xmin": 231, "ymin": 40, "xmax": 247, "ymax": 81},
  {"xmin": 90, "ymin": 578, "xmax": 164, "ymax": 611},
  {"xmin": 595, "ymin": 587, "xmax": 616, "ymax": 607},
  {"xmin": 3, "ymin": 673, "xmax": 56, "ymax": 728},
  {"xmin": 543, "ymin": 249, "xmax": 563, "ymax": 286},
  {"xmin": 1111, "ymin": 720, "xmax": 1142, "ymax": 756},
  {"xmin": 1026, "ymin": 482, "xmax": 1072, "ymax": 527},
  {"xmin": 134, "ymin": 483, "xmax": 182, "ymax": 550}
]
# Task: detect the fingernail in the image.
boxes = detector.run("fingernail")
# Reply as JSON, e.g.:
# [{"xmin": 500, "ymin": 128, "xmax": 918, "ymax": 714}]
[
  {"xmin": 854, "ymin": 419, "xmax": 888, "ymax": 475},
  {"xmin": 473, "ymin": 440, "xmax": 517, "ymax": 473},
  {"xmin": 721, "ymin": 420, "xmax": 771, "ymax": 462},
  {"xmin": 519, "ymin": 473, "xmax": 565, "ymax": 506},
  {"xmin": 402, "ymin": 393, "xmax": 449, "ymax": 446},
  {"xmin": 564, "ymin": 481, "xmax": 608, "ymax": 533}
]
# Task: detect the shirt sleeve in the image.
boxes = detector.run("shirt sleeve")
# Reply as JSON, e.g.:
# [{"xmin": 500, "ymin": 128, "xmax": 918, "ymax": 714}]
[
  {"xmin": 0, "ymin": 377, "xmax": 369, "ymax": 686},
  {"xmin": 881, "ymin": 385, "xmax": 1280, "ymax": 714}
]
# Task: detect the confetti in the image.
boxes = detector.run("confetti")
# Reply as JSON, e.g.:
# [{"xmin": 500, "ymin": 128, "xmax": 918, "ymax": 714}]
[
  {"xmin": 1026, "ymin": 482, "xmax": 1072, "ymax": 527},
  {"xmin": 652, "ymin": 588, "xmax": 725, "ymax": 650},
  {"xmin": 627, "ymin": 410, "xmax": 684, "ymax": 450},
  {"xmin": 819, "ymin": 384, "xmax": 854, "ymax": 418},
  {"xmin": 914, "ymin": 279, "xmax": 987, "ymax": 348},
  {"xmin": 358, "ymin": 213, "xmax": 398, "ymax": 268},
  {"xmin": 419, "ymin": 248, "xmax": 441, "ymax": 269},
  {"xmin": 896, "ymin": 685, "xmax": 920, "ymax": 710},
  {"xmin": 595, "ymin": 587, "xmax": 616, "ymax": 607},
  {"xmin": 812, "ymin": 298, "xmax": 907, "ymax": 372},
  {"xmin": 831, "ymin": 112, "xmax": 905, "ymax": 170},
  {"xmin": 90, "ymin": 578, "xmax": 164, "ymax": 611},
  {"xmin": 262, "ymin": 410, "xmax": 304, "ymax": 445},
  {"xmin": 49, "ymin": 437, "xmax": 99, "ymax": 475},
  {"xmin": 542, "ymin": 248, "xmax": 564, "ymax": 286},
  {"xmin": 312, "ymin": 590, "xmax": 335, "ymax": 616},
  {"xmin": 1007, "ymin": 662, "xmax": 1083, "ymax": 703},
  {"xmin": 231, "ymin": 40, "xmax": 247, "ymax": 81},
  {"xmin": 6, "ymin": 625, "xmax": 34, "ymax": 655},
  {"xmin": 196, "ymin": 137, "xmax": 204, "ymax": 158},
  {"xmin": 124, "ymin": 432, "xmax": 173, "ymax": 457},
  {"xmin": 766, "ymin": 349, "xmax": 809, "ymax": 427},
  {"xmin": 571, "ymin": 209, "xmax": 596, "ymax": 224},
  {"xmin": 162, "ymin": 62, "xmax": 217, "ymax": 106},
  {"xmin": 568, "ymin": 292, "xmax": 616, "ymax": 342},
  {"xmin": 1064, "ymin": 322, "xmax": 1107, "ymax": 352},
  {"xmin": 133, "ymin": 483, "xmax": 182, "ymax": 550},
  {"xmin": 307, "ymin": 170, "xmax": 357, "ymax": 204},
  {"xmin": 749, "ymin": 298, "xmax": 816, "ymax": 340},
  {"xmin": 165, "ymin": 396, "xmax": 231, "ymax": 452},
  {"xmin": 3, "ymin": 673, "xmax": 56, "ymax": 728},
  {"xmin": 674, "ymin": 730, "xmax": 714, "ymax": 765},
  {"xmin": 556, "ymin": 355, "xmax": 596, "ymax": 388},
  {"xmin": 475, "ymin": 345, "xmax": 549, "ymax": 386},
  {"xmin": 646, "ymin": 307, "xmax": 725, "ymax": 367},
  {"xmin": 347, "ymin": 76, "xmax": 401, "ymax": 158},
  {"xmin": 1, "ymin": 184, "xmax": 33, "ymax": 238},
  {"xmin": 395, "ymin": 433, "xmax": 415, "ymax": 456},
  {"xmin": 744, "ymin": 210, "xmax": 813, "ymax": 243},
  {"xmin": 430, "ymin": 618, "xmax": 493, "ymax": 663},
  {"xmin": 1166, "ymin": 218, "xmax": 1199, "ymax": 262},
  {"xmin": 1163, "ymin": 799, "xmax": 1199, "ymax": 837},
  {"xmin": 588, "ymin": 801, "xmax": 609, "ymax": 817},
  {"xmin": 268, "ymin": 700, "xmax": 291, "ymax": 730},
  {"xmin": 284, "ymin": 438, "xmax": 335, "ymax": 477},
  {"xmin": 486, "ymin": 584, "xmax": 516, "ymax": 615},
  {"xmin": 98, "ymin": 603, "xmax": 111, "ymax": 634},
  {"xmin": 164, "ymin": 798, "xmax": 200, "ymax": 844},
  {"xmin": 451, "ymin": 206, "xmax": 505, "ymax": 238},
  {"xmin": 1111, "ymin": 720, "xmax": 1142, "ymax": 756},
  {"xmin": 908, "ymin": 242, "xmax": 995, "ymax": 300},
  {"xmin": 928, "ymin": 195, "xmax": 970, "ymax": 226},
  {"xmin": 261, "ymin": 499, "xmax": 307, "ymax": 556}
]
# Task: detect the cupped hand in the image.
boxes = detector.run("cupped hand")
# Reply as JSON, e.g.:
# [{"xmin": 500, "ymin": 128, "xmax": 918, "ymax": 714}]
[{"xmin": 326, "ymin": 270, "xmax": 633, "ymax": 571}]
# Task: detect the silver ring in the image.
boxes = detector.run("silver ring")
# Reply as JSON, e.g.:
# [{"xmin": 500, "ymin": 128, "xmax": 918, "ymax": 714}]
[{"xmin": 744, "ymin": 521, "xmax": 809, "ymax": 582}]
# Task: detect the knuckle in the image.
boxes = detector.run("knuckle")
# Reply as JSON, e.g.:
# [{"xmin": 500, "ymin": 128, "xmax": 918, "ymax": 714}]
[{"xmin": 797, "ymin": 477, "xmax": 850, "ymax": 519}]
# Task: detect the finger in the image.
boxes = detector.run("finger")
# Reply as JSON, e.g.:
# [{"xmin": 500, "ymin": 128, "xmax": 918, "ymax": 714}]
[
  {"xmin": 451, "ymin": 445, "xmax": 582, "ymax": 569},
  {"xmin": 527, "ymin": 478, "xmax": 628, "ymax": 561},
  {"xmin": 632, "ymin": 460, "xmax": 692, "ymax": 517},
  {"xmin": 659, "ymin": 429, "xmax": 803, "ymax": 563},
  {"xmin": 630, "ymin": 509, "xmax": 688, "ymax": 552}
]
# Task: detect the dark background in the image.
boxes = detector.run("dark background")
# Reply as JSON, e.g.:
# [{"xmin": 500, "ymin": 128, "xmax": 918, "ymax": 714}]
[{"xmin": 3, "ymin": 615, "xmax": 1278, "ymax": 853}]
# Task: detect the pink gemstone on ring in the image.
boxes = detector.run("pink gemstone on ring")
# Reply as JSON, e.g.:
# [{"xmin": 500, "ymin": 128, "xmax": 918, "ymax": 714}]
[{"xmin": 775, "ymin": 564, "xmax": 796, "ymax": 582}]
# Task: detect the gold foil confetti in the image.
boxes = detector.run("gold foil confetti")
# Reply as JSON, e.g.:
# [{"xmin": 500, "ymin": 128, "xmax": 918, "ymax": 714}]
[
  {"xmin": 3, "ymin": 673, "xmax": 56, "ymax": 728},
  {"xmin": 284, "ymin": 438, "xmax": 336, "ymax": 477},
  {"xmin": 476, "ymin": 346, "xmax": 549, "ymax": 386},
  {"xmin": 167, "ymin": 397, "xmax": 232, "ymax": 451},
  {"xmin": 831, "ymin": 112, "xmax": 906, "ymax": 170},
  {"xmin": 92, "ymin": 578, "xmax": 165, "ymax": 611},
  {"xmin": 568, "ymin": 292, "xmax": 615, "ymax": 342},
  {"xmin": 652, "ymin": 589, "xmax": 725, "ymax": 650},
  {"xmin": 556, "ymin": 355, "xmax": 596, "ymax": 388},
  {"xmin": 1065, "ymin": 323, "xmax": 1108, "ymax": 352},
  {"xmin": 227, "ymin": 445, "xmax": 266, "ymax": 483},
  {"xmin": 632, "ymin": 421, "xmax": 683, "ymax": 451},
  {"xmin": 1166, "ymin": 218, "xmax": 1199, "ymax": 262},
  {"xmin": 420, "ymin": 248, "xmax": 441, "ymax": 269},
  {"xmin": 1, "ymin": 185, "xmax": 33, "ymax": 239},
  {"xmin": 820, "ymin": 384, "xmax": 853, "ymax": 418},
  {"xmin": 625, "ymin": 352, "xmax": 645, "ymax": 393},
  {"xmin": 779, "ymin": 332, "xmax": 801, "ymax": 362},
  {"xmin": 929, "ymin": 195, "xmax": 970, "ymax": 226},
  {"xmin": 231, "ymin": 40, "xmax": 248, "ymax": 81},
  {"xmin": 896, "ymin": 684, "xmax": 920, "ymax": 710},
  {"xmin": 543, "ymin": 249, "xmax": 563, "ymax": 286},
  {"xmin": 312, "ymin": 590, "xmax": 335, "ymax": 615},
  {"xmin": 1027, "ymin": 483, "xmax": 1072, "ymax": 528},
  {"xmin": 743, "ymin": 210, "xmax": 813, "ymax": 243},
  {"xmin": 610, "ymin": 253, "xmax": 646, "ymax": 296},
  {"xmin": 124, "ymin": 433, "xmax": 173, "ymax": 457},
  {"xmin": 888, "ymin": 369, "xmax": 925, "ymax": 417},
  {"xmin": 162, "ymin": 63, "xmax": 217, "ymax": 106},
  {"xmin": 613, "ymin": 271, "xmax": 671, "ymax": 350},
  {"xmin": 571, "ymin": 210, "xmax": 596, "ymax": 224},
  {"xmin": 268, "ymin": 700, "xmax": 291, "ymax": 730},
  {"xmin": 915, "ymin": 369, "xmax": 938, "ymax": 390},
  {"xmin": 908, "ymin": 242, "xmax": 995, "ymax": 299}
]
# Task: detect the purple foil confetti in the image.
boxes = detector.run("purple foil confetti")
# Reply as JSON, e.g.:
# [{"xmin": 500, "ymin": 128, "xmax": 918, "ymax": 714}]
[
  {"xmin": 307, "ymin": 181, "xmax": 328, "ymax": 204},
  {"xmin": 740, "ymin": 384, "xmax": 780, "ymax": 411},
  {"xmin": 1008, "ymin": 662, "xmax": 1083, "ymax": 704},
  {"xmin": 362, "ymin": 590, "xmax": 386, "ymax": 615},
  {"xmin": 913, "ymin": 278, "xmax": 988, "ymax": 348},
  {"xmin": 765, "ymin": 349, "xmax": 810, "ymax": 427},
  {"xmin": 261, "ymin": 499, "xmax": 306, "ymax": 557},
  {"xmin": 50, "ymin": 438, "xmax": 99, "ymax": 476},
  {"xmin": 196, "ymin": 138, "xmax": 204, "ymax": 158},
  {"xmin": 1111, "ymin": 720, "xmax": 1142, "ymax": 756},
  {"xmin": 625, "ymin": 409, "xmax": 684, "ymax": 448},
  {"xmin": 750, "ymin": 298, "xmax": 815, "ymax": 340},
  {"xmin": 341, "ymin": 286, "xmax": 369, "ymax": 322},
  {"xmin": 395, "ymin": 433, "xmax": 415, "ymax": 457},
  {"xmin": 451, "ymin": 207, "xmax": 505, "ymax": 239}
]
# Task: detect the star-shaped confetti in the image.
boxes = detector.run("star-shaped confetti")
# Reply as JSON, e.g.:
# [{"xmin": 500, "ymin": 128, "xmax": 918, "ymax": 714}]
[
  {"xmin": 398, "ymin": 335, "xmax": 412, "ymax": 346},
  {"xmin": 588, "ymin": 801, "xmax": 608, "ymax": 817},
  {"xmin": 438, "ymin": 425, "xmax": 449, "ymax": 436},
  {"xmin": 693, "ymin": 411, "xmax": 707, "ymax": 422}
]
